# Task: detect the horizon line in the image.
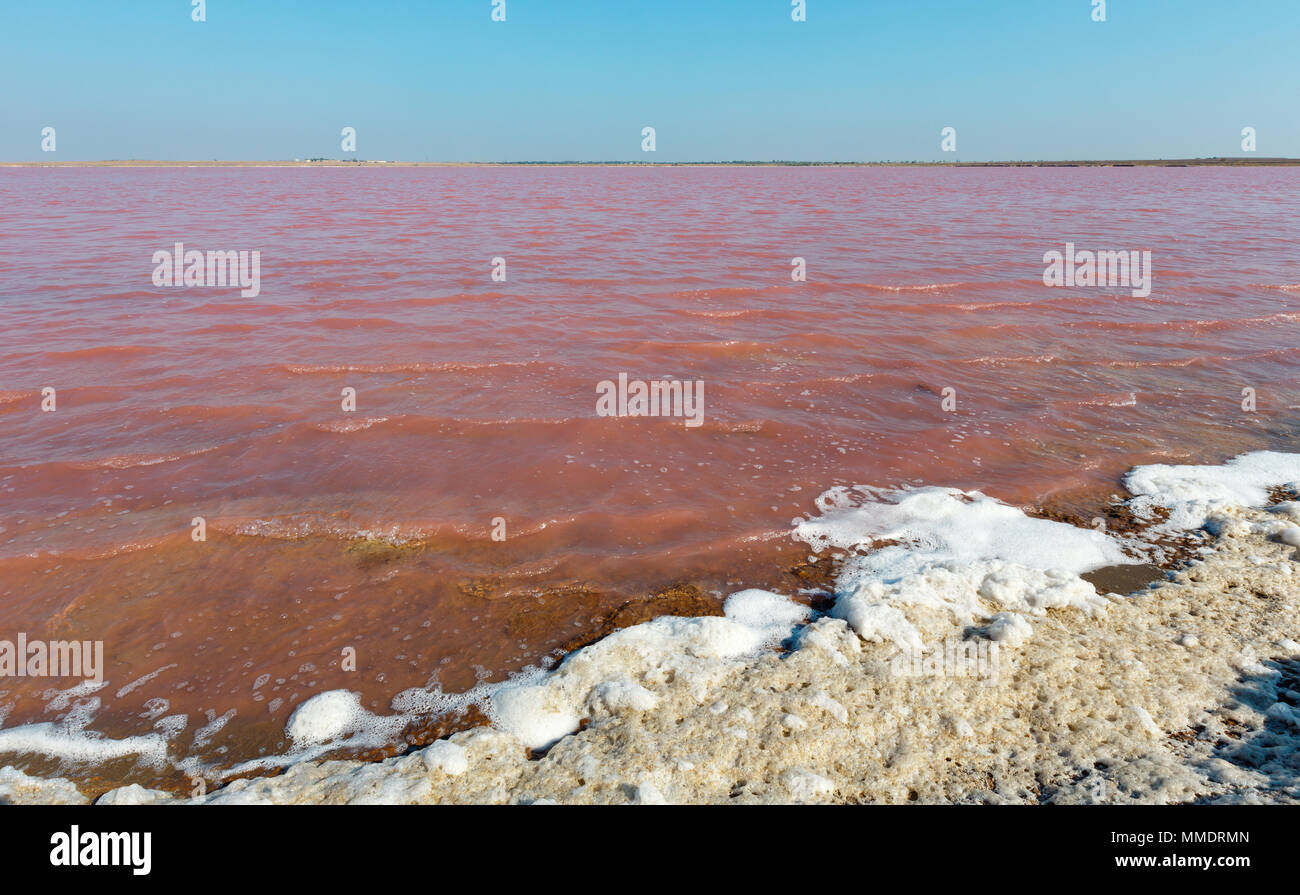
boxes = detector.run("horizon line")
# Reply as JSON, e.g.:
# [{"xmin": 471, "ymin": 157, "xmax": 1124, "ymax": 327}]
[{"xmin": 3, "ymin": 157, "xmax": 1298, "ymax": 169}]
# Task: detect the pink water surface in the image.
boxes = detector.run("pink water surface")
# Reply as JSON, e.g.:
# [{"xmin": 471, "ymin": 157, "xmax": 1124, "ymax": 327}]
[{"xmin": 1, "ymin": 165, "xmax": 1298, "ymax": 788}]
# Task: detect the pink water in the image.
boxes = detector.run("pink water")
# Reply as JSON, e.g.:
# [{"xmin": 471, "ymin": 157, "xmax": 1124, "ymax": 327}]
[{"xmin": 1, "ymin": 165, "xmax": 1299, "ymax": 789}]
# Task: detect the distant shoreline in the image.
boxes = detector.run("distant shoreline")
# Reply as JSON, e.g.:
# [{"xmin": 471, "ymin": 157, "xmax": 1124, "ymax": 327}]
[{"xmin": 2, "ymin": 158, "xmax": 1298, "ymax": 168}]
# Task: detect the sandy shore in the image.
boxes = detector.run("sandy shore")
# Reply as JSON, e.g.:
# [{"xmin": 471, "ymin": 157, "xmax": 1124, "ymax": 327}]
[{"xmin": 7, "ymin": 493, "xmax": 1298, "ymax": 806}]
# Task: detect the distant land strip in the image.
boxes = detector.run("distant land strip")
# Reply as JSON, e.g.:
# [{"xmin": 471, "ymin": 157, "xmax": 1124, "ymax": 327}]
[{"xmin": 2, "ymin": 157, "xmax": 1299, "ymax": 168}]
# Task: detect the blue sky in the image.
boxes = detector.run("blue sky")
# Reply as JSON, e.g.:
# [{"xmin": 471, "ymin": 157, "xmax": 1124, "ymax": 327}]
[{"xmin": 2, "ymin": 0, "xmax": 1297, "ymax": 161}]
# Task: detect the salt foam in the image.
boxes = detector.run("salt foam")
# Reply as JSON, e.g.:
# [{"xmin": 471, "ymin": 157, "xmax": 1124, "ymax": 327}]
[
  {"xmin": 795, "ymin": 485, "xmax": 1135, "ymax": 649},
  {"xmin": 1125, "ymin": 450, "xmax": 1300, "ymax": 532}
]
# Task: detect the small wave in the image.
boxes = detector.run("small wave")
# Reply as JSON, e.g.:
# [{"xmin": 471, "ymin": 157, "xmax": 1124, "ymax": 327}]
[
  {"xmin": 223, "ymin": 515, "xmax": 485, "ymax": 545},
  {"xmin": 712, "ymin": 419, "xmax": 765, "ymax": 434},
  {"xmin": 1102, "ymin": 357, "xmax": 1196, "ymax": 368},
  {"xmin": 70, "ymin": 446, "xmax": 217, "ymax": 470},
  {"xmin": 1076, "ymin": 392, "xmax": 1138, "ymax": 408},
  {"xmin": 845, "ymin": 281, "xmax": 971, "ymax": 293},
  {"xmin": 965, "ymin": 354, "xmax": 1058, "ymax": 366},
  {"xmin": 67, "ymin": 290, "xmax": 160, "ymax": 304},
  {"xmin": 616, "ymin": 338, "xmax": 781, "ymax": 358},
  {"xmin": 312, "ymin": 316, "xmax": 402, "ymax": 329},
  {"xmin": 1066, "ymin": 312, "xmax": 1300, "ymax": 334},
  {"xmin": 187, "ymin": 322, "xmax": 260, "ymax": 335},
  {"xmin": 281, "ymin": 361, "xmax": 541, "ymax": 375},
  {"xmin": 682, "ymin": 309, "xmax": 759, "ymax": 319},
  {"xmin": 44, "ymin": 345, "xmax": 159, "ymax": 361},
  {"xmin": 955, "ymin": 300, "xmax": 1036, "ymax": 311},
  {"xmin": 334, "ymin": 292, "xmax": 506, "ymax": 310},
  {"xmin": 229, "ymin": 518, "xmax": 431, "ymax": 544},
  {"xmin": 274, "ymin": 257, "xmax": 362, "ymax": 270},
  {"xmin": 662, "ymin": 284, "xmax": 776, "ymax": 300},
  {"xmin": 315, "ymin": 416, "xmax": 389, "ymax": 433}
]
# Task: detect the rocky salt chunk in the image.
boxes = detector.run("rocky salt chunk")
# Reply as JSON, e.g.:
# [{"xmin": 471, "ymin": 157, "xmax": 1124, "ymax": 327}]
[
  {"xmin": 490, "ymin": 685, "xmax": 581, "ymax": 753},
  {"xmin": 631, "ymin": 782, "xmax": 667, "ymax": 805},
  {"xmin": 1264, "ymin": 703, "xmax": 1300, "ymax": 728},
  {"xmin": 792, "ymin": 617, "xmax": 861, "ymax": 665},
  {"xmin": 782, "ymin": 768, "xmax": 835, "ymax": 802},
  {"xmin": 808, "ymin": 690, "xmax": 848, "ymax": 723},
  {"xmin": 1128, "ymin": 706, "xmax": 1163, "ymax": 738},
  {"xmin": 0, "ymin": 767, "xmax": 88, "ymax": 805},
  {"xmin": 587, "ymin": 677, "xmax": 658, "ymax": 714},
  {"xmin": 96, "ymin": 784, "xmax": 174, "ymax": 805},
  {"xmin": 485, "ymin": 589, "xmax": 808, "ymax": 751},
  {"xmin": 421, "ymin": 740, "xmax": 468, "ymax": 776},
  {"xmin": 1272, "ymin": 501, "xmax": 1300, "ymax": 520},
  {"xmin": 987, "ymin": 612, "xmax": 1033, "ymax": 645}
]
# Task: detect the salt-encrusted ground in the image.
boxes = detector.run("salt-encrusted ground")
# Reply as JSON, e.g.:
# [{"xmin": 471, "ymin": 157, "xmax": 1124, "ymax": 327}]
[{"xmin": 9, "ymin": 502, "xmax": 1290, "ymax": 806}]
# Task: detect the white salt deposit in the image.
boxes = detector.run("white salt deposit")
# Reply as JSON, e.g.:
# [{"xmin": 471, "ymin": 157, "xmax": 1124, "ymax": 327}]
[
  {"xmin": 1126, "ymin": 450, "xmax": 1300, "ymax": 531},
  {"xmin": 782, "ymin": 767, "xmax": 836, "ymax": 802},
  {"xmin": 286, "ymin": 690, "xmax": 368, "ymax": 745},
  {"xmin": 1278, "ymin": 527, "xmax": 1300, "ymax": 547},
  {"xmin": 485, "ymin": 588, "xmax": 808, "ymax": 750},
  {"xmin": 488, "ymin": 686, "xmax": 580, "ymax": 752},
  {"xmin": 0, "ymin": 723, "xmax": 169, "ymax": 767},
  {"xmin": 96, "ymin": 783, "xmax": 174, "ymax": 805},
  {"xmin": 285, "ymin": 689, "xmax": 404, "ymax": 749},
  {"xmin": 986, "ymin": 612, "xmax": 1033, "ymax": 645},
  {"xmin": 421, "ymin": 741, "xmax": 468, "ymax": 776},
  {"xmin": 631, "ymin": 782, "xmax": 667, "ymax": 805},
  {"xmin": 795, "ymin": 486, "xmax": 1130, "ymax": 648},
  {"xmin": 797, "ymin": 485, "xmax": 1130, "ymax": 576},
  {"xmin": 0, "ymin": 766, "xmax": 87, "ymax": 805}
]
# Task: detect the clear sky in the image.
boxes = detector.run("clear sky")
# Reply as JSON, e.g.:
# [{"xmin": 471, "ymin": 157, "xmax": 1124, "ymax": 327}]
[{"xmin": 2, "ymin": 0, "xmax": 1297, "ymax": 162}]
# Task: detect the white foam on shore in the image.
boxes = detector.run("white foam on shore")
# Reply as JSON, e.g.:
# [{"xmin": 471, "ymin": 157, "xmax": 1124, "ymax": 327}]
[
  {"xmin": 0, "ymin": 723, "xmax": 170, "ymax": 766},
  {"xmin": 1126, "ymin": 450, "xmax": 1300, "ymax": 531},
  {"xmin": 286, "ymin": 690, "xmax": 394, "ymax": 746},
  {"xmin": 485, "ymin": 589, "xmax": 809, "ymax": 750},
  {"xmin": 273, "ymin": 589, "xmax": 809, "ymax": 760},
  {"xmin": 0, "ymin": 766, "xmax": 89, "ymax": 805},
  {"xmin": 798, "ymin": 485, "xmax": 1129, "ymax": 577},
  {"xmin": 214, "ymin": 689, "xmax": 411, "ymax": 781},
  {"xmin": 0, "ymin": 685, "xmax": 173, "ymax": 770},
  {"xmin": 221, "ymin": 588, "xmax": 809, "ymax": 778},
  {"xmin": 795, "ymin": 486, "xmax": 1133, "ymax": 649}
]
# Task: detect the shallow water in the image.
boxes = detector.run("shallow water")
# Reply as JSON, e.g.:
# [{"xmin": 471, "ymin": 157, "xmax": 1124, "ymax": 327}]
[{"xmin": 1, "ymin": 165, "xmax": 1299, "ymax": 788}]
